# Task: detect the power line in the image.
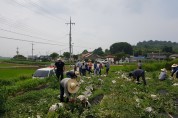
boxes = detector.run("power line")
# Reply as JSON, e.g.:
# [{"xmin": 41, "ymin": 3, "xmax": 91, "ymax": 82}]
[
  {"xmin": 0, "ymin": 28, "xmax": 68, "ymax": 44},
  {"xmin": 11, "ymin": 0, "xmax": 67, "ymax": 23},
  {"xmin": 27, "ymin": 0, "xmax": 68, "ymax": 22},
  {"xmin": 0, "ymin": 35, "xmax": 66, "ymax": 46}
]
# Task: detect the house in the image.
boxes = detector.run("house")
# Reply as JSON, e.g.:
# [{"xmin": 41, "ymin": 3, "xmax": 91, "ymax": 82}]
[
  {"xmin": 28, "ymin": 55, "xmax": 38, "ymax": 60},
  {"xmin": 129, "ymin": 56, "xmax": 145, "ymax": 62},
  {"xmin": 147, "ymin": 53, "xmax": 167, "ymax": 60},
  {"xmin": 105, "ymin": 55, "xmax": 115, "ymax": 64},
  {"xmin": 39, "ymin": 55, "xmax": 52, "ymax": 61},
  {"xmin": 81, "ymin": 52, "xmax": 100, "ymax": 61},
  {"xmin": 169, "ymin": 54, "xmax": 178, "ymax": 59}
]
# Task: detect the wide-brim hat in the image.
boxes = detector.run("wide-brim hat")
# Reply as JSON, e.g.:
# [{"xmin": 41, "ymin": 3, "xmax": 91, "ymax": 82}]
[
  {"xmin": 161, "ymin": 68, "xmax": 166, "ymax": 72},
  {"xmin": 67, "ymin": 79, "xmax": 79, "ymax": 94},
  {"xmin": 171, "ymin": 64, "xmax": 177, "ymax": 68},
  {"xmin": 57, "ymin": 57, "xmax": 62, "ymax": 60},
  {"xmin": 75, "ymin": 71, "xmax": 79, "ymax": 75}
]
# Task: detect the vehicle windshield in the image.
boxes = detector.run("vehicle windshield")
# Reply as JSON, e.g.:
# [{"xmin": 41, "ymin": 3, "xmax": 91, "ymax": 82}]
[{"xmin": 33, "ymin": 70, "xmax": 49, "ymax": 77}]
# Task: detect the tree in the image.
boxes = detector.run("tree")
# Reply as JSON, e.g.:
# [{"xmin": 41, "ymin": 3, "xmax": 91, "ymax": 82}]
[
  {"xmin": 162, "ymin": 46, "xmax": 173, "ymax": 53},
  {"xmin": 110, "ymin": 42, "xmax": 133, "ymax": 55},
  {"xmin": 63, "ymin": 52, "xmax": 70, "ymax": 59},
  {"xmin": 82, "ymin": 50, "xmax": 88, "ymax": 54},
  {"xmin": 105, "ymin": 49, "xmax": 110, "ymax": 55},
  {"xmin": 73, "ymin": 55, "xmax": 78, "ymax": 60},
  {"xmin": 93, "ymin": 47, "xmax": 104, "ymax": 56},
  {"xmin": 13, "ymin": 55, "xmax": 26, "ymax": 60},
  {"xmin": 50, "ymin": 52, "xmax": 59, "ymax": 60}
]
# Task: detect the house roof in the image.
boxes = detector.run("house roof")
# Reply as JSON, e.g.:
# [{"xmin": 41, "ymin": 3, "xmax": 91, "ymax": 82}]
[
  {"xmin": 105, "ymin": 55, "xmax": 115, "ymax": 58},
  {"xmin": 170, "ymin": 54, "xmax": 178, "ymax": 58}
]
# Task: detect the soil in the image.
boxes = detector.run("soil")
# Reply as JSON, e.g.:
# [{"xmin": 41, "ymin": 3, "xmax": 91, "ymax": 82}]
[
  {"xmin": 89, "ymin": 94, "xmax": 104, "ymax": 105},
  {"xmin": 157, "ymin": 89, "xmax": 168, "ymax": 95}
]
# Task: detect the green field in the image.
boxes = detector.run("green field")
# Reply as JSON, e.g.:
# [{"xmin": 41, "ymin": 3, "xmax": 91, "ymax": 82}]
[{"xmin": 0, "ymin": 61, "xmax": 178, "ymax": 118}]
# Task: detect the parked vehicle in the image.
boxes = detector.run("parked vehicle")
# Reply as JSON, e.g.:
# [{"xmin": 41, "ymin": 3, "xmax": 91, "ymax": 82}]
[
  {"xmin": 96, "ymin": 59, "xmax": 108, "ymax": 64},
  {"xmin": 32, "ymin": 67, "xmax": 55, "ymax": 79}
]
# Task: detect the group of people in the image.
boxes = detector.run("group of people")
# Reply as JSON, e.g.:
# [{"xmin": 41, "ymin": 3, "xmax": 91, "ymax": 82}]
[
  {"xmin": 54, "ymin": 58, "xmax": 111, "ymax": 103},
  {"xmin": 129, "ymin": 59, "xmax": 178, "ymax": 85},
  {"xmin": 54, "ymin": 57, "xmax": 79, "ymax": 103},
  {"xmin": 159, "ymin": 63, "xmax": 178, "ymax": 80},
  {"xmin": 75, "ymin": 60, "xmax": 110, "ymax": 76}
]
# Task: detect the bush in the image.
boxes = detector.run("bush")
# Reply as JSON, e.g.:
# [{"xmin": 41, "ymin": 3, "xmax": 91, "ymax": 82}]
[{"xmin": 0, "ymin": 87, "xmax": 7, "ymax": 116}]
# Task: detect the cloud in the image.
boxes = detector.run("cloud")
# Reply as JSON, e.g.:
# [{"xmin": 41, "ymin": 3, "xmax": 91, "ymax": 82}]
[{"xmin": 0, "ymin": 0, "xmax": 178, "ymax": 57}]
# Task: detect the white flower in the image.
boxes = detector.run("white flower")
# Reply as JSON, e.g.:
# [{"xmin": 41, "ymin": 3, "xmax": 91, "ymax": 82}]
[
  {"xmin": 77, "ymin": 95, "xmax": 88, "ymax": 102},
  {"xmin": 49, "ymin": 103, "xmax": 64, "ymax": 112},
  {"xmin": 135, "ymin": 98, "xmax": 140, "ymax": 103},
  {"xmin": 82, "ymin": 90, "xmax": 92, "ymax": 97},
  {"xmin": 173, "ymin": 83, "xmax": 178, "ymax": 86},
  {"xmin": 85, "ymin": 85, "xmax": 93, "ymax": 91},
  {"xmin": 150, "ymin": 94, "xmax": 157, "ymax": 99},
  {"xmin": 112, "ymin": 80, "xmax": 116, "ymax": 84},
  {"xmin": 145, "ymin": 107, "xmax": 153, "ymax": 112}
]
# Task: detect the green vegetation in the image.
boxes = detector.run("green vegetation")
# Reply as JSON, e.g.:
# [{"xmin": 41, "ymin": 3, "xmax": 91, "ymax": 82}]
[{"xmin": 0, "ymin": 60, "xmax": 178, "ymax": 117}]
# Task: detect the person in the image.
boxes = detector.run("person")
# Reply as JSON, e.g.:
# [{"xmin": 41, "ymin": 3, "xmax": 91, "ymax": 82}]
[
  {"xmin": 88, "ymin": 60, "xmax": 93, "ymax": 74},
  {"xmin": 81, "ymin": 61, "xmax": 86, "ymax": 76},
  {"xmin": 77, "ymin": 60, "xmax": 82, "ymax": 76},
  {"xmin": 159, "ymin": 68, "xmax": 167, "ymax": 81},
  {"xmin": 105, "ymin": 62, "xmax": 110, "ymax": 75},
  {"xmin": 66, "ymin": 71, "xmax": 77, "ymax": 78},
  {"xmin": 171, "ymin": 64, "xmax": 178, "ymax": 78},
  {"xmin": 95, "ymin": 63, "xmax": 100, "ymax": 75},
  {"xmin": 94, "ymin": 61, "xmax": 97, "ymax": 75},
  {"xmin": 137, "ymin": 60, "xmax": 142, "ymax": 69},
  {"xmin": 55, "ymin": 57, "xmax": 65, "ymax": 80},
  {"xmin": 99, "ymin": 62, "xmax": 103, "ymax": 75},
  {"xmin": 129, "ymin": 69, "xmax": 147, "ymax": 85},
  {"xmin": 60, "ymin": 73, "xmax": 79, "ymax": 102}
]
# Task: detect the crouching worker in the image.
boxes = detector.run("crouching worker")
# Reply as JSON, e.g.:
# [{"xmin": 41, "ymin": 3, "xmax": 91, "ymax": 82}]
[
  {"xmin": 60, "ymin": 73, "xmax": 79, "ymax": 102},
  {"xmin": 129, "ymin": 69, "xmax": 147, "ymax": 85},
  {"xmin": 159, "ymin": 68, "xmax": 167, "ymax": 81},
  {"xmin": 66, "ymin": 71, "xmax": 79, "ymax": 78},
  {"xmin": 171, "ymin": 64, "xmax": 178, "ymax": 79}
]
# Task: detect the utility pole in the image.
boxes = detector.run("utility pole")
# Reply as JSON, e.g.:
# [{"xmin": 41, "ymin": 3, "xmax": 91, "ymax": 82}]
[
  {"xmin": 66, "ymin": 17, "xmax": 75, "ymax": 61},
  {"xmin": 16, "ymin": 47, "xmax": 19, "ymax": 56},
  {"xmin": 32, "ymin": 43, "xmax": 34, "ymax": 60}
]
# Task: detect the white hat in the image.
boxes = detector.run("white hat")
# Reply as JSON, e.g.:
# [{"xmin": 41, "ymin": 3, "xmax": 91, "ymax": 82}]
[
  {"xmin": 57, "ymin": 57, "xmax": 62, "ymax": 60},
  {"xmin": 75, "ymin": 71, "xmax": 80, "ymax": 75},
  {"xmin": 67, "ymin": 79, "xmax": 79, "ymax": 93},
  {"xmin": 171, "ymin": 64, "xmax": 177, "ymax": 68},
  {"xmin": 161, "ymin": 68, "xmax": 166, "ymax": 72}
]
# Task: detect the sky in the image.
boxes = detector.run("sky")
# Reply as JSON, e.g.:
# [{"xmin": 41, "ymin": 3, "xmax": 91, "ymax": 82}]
[{"xmin": 0, "ymin": 0, "xmax": 178, "ymax": 57}]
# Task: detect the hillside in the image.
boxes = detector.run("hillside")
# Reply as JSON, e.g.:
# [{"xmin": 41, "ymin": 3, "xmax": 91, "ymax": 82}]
[{"xmin": 136, "ymin": 40, "xmax": 178, "ymax": 53}]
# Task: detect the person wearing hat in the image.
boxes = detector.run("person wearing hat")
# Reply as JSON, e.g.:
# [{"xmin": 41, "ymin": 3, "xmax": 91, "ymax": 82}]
[
  {"xmin": 129, "ymin": 69, "xmax": 147, "ymax": 85},
  {"xmin": 159, "ymin": 68, "xmax": 167, "ymax": 81},
  {"xmin": 171, "ymin": 64, "xmax": 178, "ymax": 78},
  {"xmin": 60, "ymin": 73, "xmax": 79, "ymax": 102},
  {"xmin": 66, "ymin": 71, "xmax": 79, "ymax": 78},
  {"xmin": 55, "ymin": 57, "xmax": 65, "ymax": 80}
]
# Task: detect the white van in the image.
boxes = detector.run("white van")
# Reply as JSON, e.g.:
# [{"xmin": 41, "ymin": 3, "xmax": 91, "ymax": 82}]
[{"xmin": 32, "ymin": 67, "xmax": 55, "ymax": 79}]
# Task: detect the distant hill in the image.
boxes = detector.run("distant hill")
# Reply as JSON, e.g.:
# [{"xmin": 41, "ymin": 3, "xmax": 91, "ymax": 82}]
[
  {"xmin": 0, "ymin": 56, "xmax": 11, "ymax": 59},
  {"xmin": 136, "ymin": 40, "xmax": 178, "ymax": 53}
]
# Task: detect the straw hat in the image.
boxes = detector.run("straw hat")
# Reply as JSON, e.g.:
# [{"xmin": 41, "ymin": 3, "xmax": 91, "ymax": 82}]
[
  {"xmin": 67, "ymin": 79, "xmax": 79, "ymax": 93},
  {"xmin": 171, "ymin": 64, "xmax": 177, "ymax": 68},
  {"xmin": 57, "ymin": 57, "xmax": 62, "ymax": 60},
  {"xmin": 161, "ymin": 68, "xmax": 166, "ymax": 72},
  {"xmin": 75, "ymin": 71, "xmax": 79, "ymax": 76}
]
